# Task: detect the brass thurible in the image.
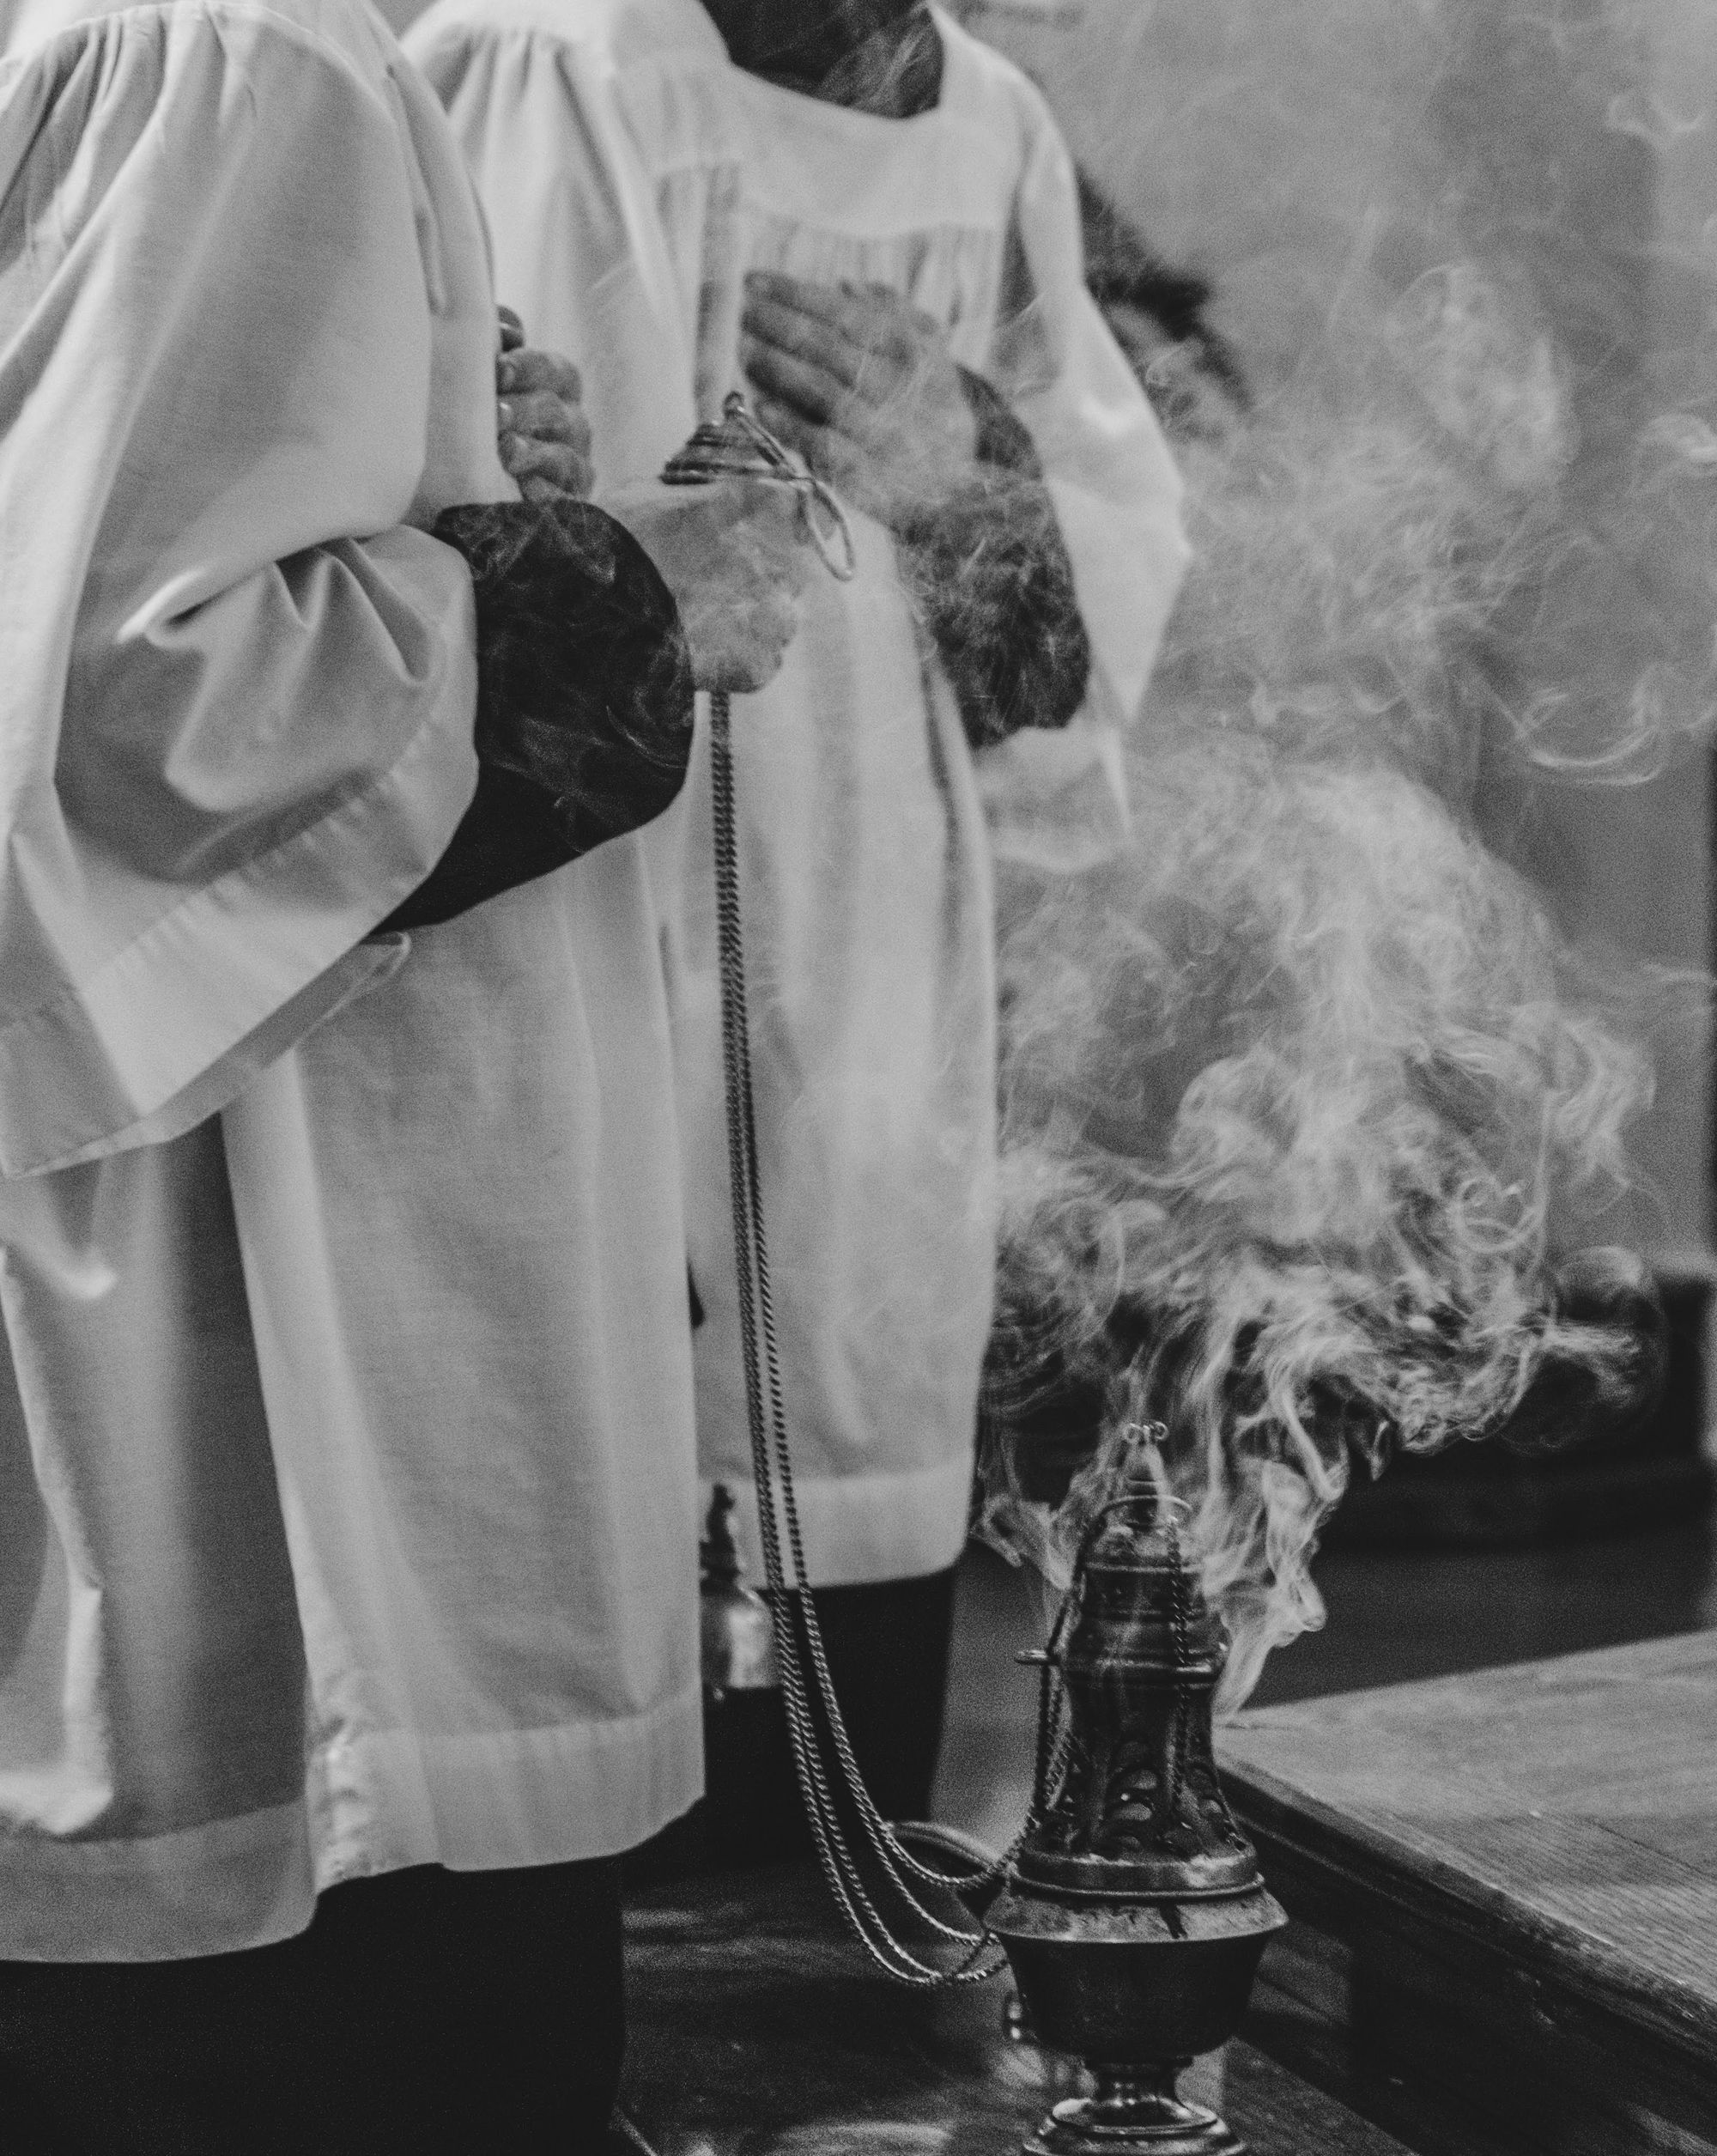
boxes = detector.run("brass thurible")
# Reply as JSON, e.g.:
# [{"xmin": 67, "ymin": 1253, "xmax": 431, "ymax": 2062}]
[{"xmin": 988, "ymin": 1438, "xmax": 1287, "ymax": 2155}]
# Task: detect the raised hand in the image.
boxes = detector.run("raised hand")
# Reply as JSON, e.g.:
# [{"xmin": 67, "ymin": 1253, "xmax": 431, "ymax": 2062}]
[
  {"xmin": 738, "ymin": 271, "xmax": 979, "ymax": 531},
  {"xmin": 602, "ymin": 477, "xmax": 809, "ymax": 695}
]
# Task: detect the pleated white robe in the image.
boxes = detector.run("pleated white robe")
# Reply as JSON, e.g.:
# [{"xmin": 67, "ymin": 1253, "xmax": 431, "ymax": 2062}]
[
  {"xmin": 0, "ymin": 0, "xmax": 700, "ymax": 1960},
  {"xmin": 408, "ymin": 0, "xmax": 1191, "ymax": 1588}
]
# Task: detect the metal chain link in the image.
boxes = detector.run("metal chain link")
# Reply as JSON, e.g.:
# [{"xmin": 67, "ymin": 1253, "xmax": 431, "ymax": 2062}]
[
  {"xmin": 708, "ymin": 687, "xmax": 1026, "ymax": 1988},
  {"xmin": 1166, "ymin": 1511, "xmax": 1192, "ymax": 1820}
]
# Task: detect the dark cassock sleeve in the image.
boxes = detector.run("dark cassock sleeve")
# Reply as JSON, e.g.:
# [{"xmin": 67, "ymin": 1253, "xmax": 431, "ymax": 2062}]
[
  {"xmin": 895, "ymin": 368, "xmax": 1093, "ymax": 752},
  {"xmin": 378, "ymin": 499, "xmax": 694, "ymax": 933}
]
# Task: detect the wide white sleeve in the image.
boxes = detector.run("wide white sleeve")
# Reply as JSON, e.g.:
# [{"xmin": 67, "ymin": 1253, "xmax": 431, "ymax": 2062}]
[
  {"xmin": 977, "ymin": 82, "xmax": 1192, "ymax": 872},
  {"xmin": 0, "ymin": 8, "xmax": 482, "ymax": 1176},
  {"xmin": 409, "ymin": 12, "xmax": 699, "ymax": 486}
]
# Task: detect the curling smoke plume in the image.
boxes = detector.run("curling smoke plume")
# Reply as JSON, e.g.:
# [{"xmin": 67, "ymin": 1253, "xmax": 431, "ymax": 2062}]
[{"xmin": 978, "ymin": 258, "xmax": 1701, "ymax": 1709}]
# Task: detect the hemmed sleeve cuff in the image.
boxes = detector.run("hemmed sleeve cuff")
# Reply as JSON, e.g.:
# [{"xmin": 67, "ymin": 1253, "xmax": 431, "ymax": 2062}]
[{"xmin": 0, "ymin": 701, "xmax": 476, "ymax": 1180}]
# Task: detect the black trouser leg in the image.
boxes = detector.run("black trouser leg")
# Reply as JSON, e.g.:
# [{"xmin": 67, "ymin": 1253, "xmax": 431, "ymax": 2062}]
[
  {"xmin": 0, "ymin": 1940, "xmax": 324, "ymax": 2155},
  {"xmin": 804, "ymin": 1564, "xmax": 960, "ymax": 1824},
  {"xmin": 312, "ymin": 1857, "xmax": 627, "ymax": 2152},
  {"xmin": 686, "ymin": 1564, "xmax": 959, "ymax": 1868},
  {"xmin": 0, "ymin": 1856, "xmax": 625, "ymax": 2155}
]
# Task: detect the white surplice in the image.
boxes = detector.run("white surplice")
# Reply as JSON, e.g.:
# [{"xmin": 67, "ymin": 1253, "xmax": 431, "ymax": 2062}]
[
  {"xmin": 0, "ymin": 0, "xmax": 699, "ymax": 1959},
  {"xmin": 408, "ymin": 0, "xmax": 1190, "ymax": 1588}
]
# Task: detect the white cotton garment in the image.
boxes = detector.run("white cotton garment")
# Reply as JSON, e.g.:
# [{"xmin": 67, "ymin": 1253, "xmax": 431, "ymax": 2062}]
[
  {"xmin": 0, "ymin": 0, "xmax": 700, "ymax": 1959},
  {"xmin": 408, "ymin": 0, "xmax": 1191, "ymax": 1590}
]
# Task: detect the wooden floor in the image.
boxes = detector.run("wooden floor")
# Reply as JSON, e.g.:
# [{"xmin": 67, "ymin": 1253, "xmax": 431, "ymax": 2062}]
[{"xmin": 621, "ymin": 1863, "xmax": 1417, "ymax": 2155}]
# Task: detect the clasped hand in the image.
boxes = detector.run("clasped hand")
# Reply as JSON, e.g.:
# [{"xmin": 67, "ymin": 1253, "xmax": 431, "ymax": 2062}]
[
  {"xmin": 491, "ymin": 305, "xmax": 807, "ymax": 695},
  {"xmin": 494, "ymin": 305, "xmax": 594, "ymax": 502},
  {"xmin": 738, "ymin": 270, "xmax": 979, "ymax": 532}
]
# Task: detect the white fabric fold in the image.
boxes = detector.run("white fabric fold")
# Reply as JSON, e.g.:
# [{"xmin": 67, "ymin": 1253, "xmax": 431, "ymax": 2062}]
[{"xmin": 0, "ymin": 0, "xmax": 701, "ymax": 1959}]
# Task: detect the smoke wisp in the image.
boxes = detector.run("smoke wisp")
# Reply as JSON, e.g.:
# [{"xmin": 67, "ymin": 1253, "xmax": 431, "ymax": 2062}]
[{"xmin": 979, "ymin": 258, "xmax": 1695, "ymax": 1707}]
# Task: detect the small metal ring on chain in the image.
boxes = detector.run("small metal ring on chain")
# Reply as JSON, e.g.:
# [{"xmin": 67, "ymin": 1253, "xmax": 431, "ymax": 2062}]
[
  {"xmin": 797, "ymin": 473, "xmax": 857, "ymax": 581},
  {"xmin": 662, "ymin": 392, "xmax": 857, "ymax": 582}
]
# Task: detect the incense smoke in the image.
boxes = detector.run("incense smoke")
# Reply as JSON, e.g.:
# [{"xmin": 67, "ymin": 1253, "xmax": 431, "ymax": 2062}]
[{"xmin": 978, "ymin": 239, "xmax": 1710, "ymax": 1707}]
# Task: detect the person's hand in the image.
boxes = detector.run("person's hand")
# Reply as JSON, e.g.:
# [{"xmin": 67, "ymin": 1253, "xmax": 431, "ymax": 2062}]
[
  {"xmin": 602, "ymin": 477, "xmax": 809, "ymax": 694},
  {"xmin": 495, "ymin": 306, "xmax": 594, "ymax": 503},
  {"xmin": 738, "ymin": 271, "xmax": 979, "ymax": 531}
]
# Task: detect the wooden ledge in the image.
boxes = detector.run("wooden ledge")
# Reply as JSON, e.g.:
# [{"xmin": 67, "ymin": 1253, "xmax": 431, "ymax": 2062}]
[{"xmin": 1219, "ymin": 1631, "xmax": 1717, "ymax": 2152}]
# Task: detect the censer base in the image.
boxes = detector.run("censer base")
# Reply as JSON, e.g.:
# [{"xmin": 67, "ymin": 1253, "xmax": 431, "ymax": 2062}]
[{"xmin": 1024, "ymin": 2068, "xmax": 1245, "ymax": 2156}]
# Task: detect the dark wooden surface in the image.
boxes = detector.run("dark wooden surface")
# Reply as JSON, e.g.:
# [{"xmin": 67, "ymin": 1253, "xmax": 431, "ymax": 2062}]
[
  {"xmin": 617, "ymin": 1863, "xmax": 1416, "ymax": 2154},
  {"xmin": 1219, "ymin": 1631, "xmax": 1717, "ymax": 2153}
]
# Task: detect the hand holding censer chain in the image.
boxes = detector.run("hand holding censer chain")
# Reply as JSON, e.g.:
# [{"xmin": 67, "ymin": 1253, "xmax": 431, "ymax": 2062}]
[{"xmin": 663, "ymin": 397, "xmax": 1283, "ymax": 2154}]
